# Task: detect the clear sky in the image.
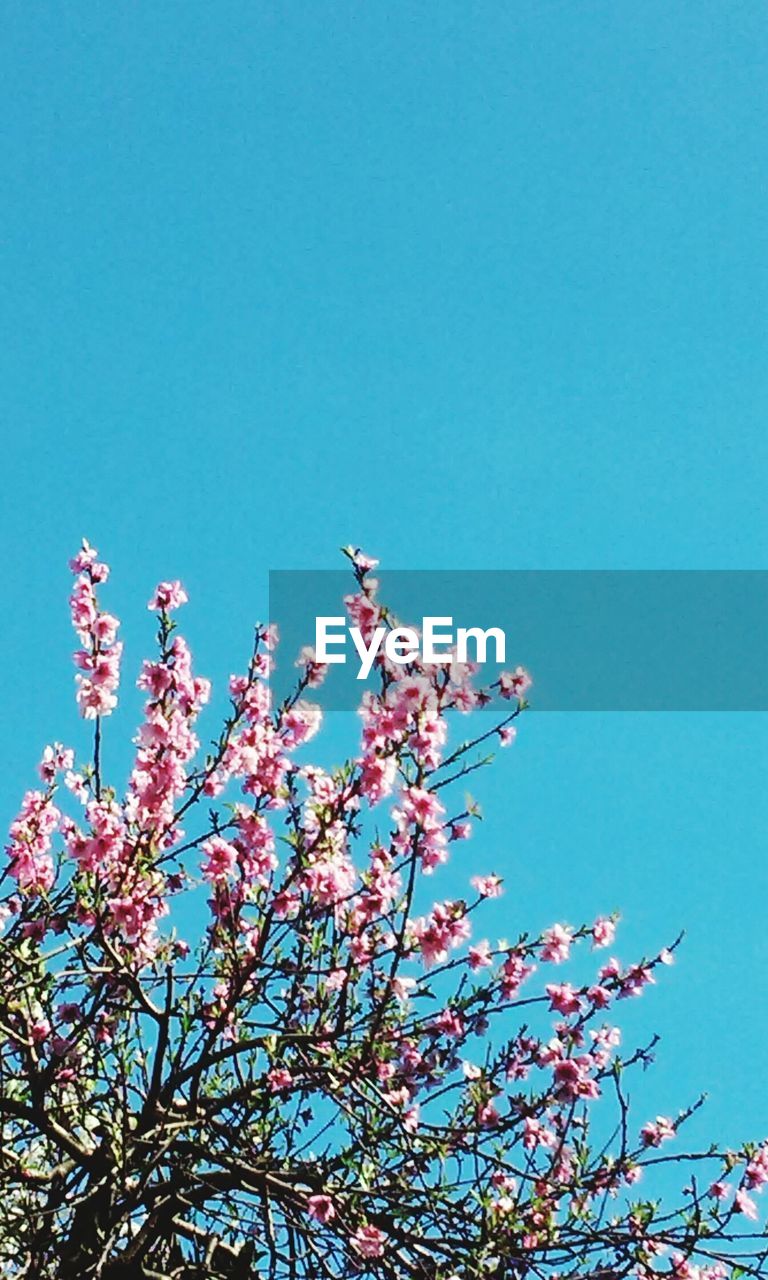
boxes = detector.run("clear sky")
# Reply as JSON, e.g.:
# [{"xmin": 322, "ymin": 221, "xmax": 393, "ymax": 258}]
[{"xmin": 0, "ymin": 3, "xmax": 766, "ymax": 1149}]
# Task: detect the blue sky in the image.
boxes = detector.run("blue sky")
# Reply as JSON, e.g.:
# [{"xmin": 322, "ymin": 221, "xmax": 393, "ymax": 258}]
[{"xmin": 0, "ymin": 2, "xmax": 766, "ymax": 1150}]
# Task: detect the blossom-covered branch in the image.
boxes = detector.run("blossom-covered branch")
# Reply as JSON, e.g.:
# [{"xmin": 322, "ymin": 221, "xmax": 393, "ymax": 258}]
[{"xmin": 0, "ymin": 543, "xmax": 765, "ymax": 1280}]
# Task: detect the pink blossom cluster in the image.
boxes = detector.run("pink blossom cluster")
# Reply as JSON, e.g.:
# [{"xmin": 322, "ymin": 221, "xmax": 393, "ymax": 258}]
[
  {"xmin": 219, "ymin": 642, "xmax": 324, "ymax": 811},
  {"xmin": 130, "ymin": 585, "xmax": 210, "ymax": 836},
  {"xmin": 63, "ymin": 794, "xmax": 169, "ymax": 959},
  {"xmin": 60, "ymin": 559, "xmax": 208, "ymax": 957},
  {"xmin": 392, "ymin": 784, "xmax": 449, "ymax": 873},
  {"xmin": 6, "ymin": 780, "xmax": 60, "ymax": 895},
  {"xmin": 410, "ymin": 900, "xmax": 471, "ymax": 966},
  {"xmin": 701, "ymin": 1144, "xmax": 768, "ymax": 1223},
  {"xmin": 69, "ymin": 539, "xmax": 122, "ymax": 718}
]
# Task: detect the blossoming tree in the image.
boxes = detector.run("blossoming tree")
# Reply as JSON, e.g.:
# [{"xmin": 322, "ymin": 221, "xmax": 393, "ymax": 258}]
[{"xmin": 0, "ymin": 543, "xmax": 765, "ymax": 1279}]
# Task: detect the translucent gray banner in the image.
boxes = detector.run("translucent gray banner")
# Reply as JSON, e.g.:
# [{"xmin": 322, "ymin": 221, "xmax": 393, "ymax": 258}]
[{"xmin": 268, "ymin": 571, "xmax": 768, "ymax": 711}]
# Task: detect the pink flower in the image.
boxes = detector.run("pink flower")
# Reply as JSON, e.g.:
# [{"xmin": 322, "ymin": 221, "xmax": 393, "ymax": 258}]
[
  {"xmin": 500, "ymin": 950, "xmax": 535, "ymax": 999},
  {"xmin": 523, "ymin": 1117, "xmax": 556, "ymax": 1150},
  {"xmin": 746, "ymin": 1145, "xmax": 768, "ymax": 1190},
  {"xmin": 68, "ymin": 539, "xmax": 99, "ymax": 573},
  {"xmin": 344, "ymin": 547, "xmax": 380, "ymax": 572},
  {"xmin": 491, "ymin": 1172, "xmax": 517, "ymax": 1194},
  {"xmin": 307, "ymin": 1194, "xmax": 336, "ymax": 1224},
  {"xmin": 411, "ymin": 902, "xmax": 470, "ymax": 967},
  {"xmin": 302, "ymin": 851, "xmax": 356, "ymax": 910},
  {"xmin": 553, "ymin": 1055, "xmax": 600, "ymax": 1101},
  {"xmin": 640, "ymin": 1116, "xmax": 676, "ymax": 1147},
  {"xmin": 619, "ymin": 963, "xmax": 655, "ymax": 1000},
  {"xmin": 391, "ymin": 976, "xmax": 417, "ymax": 1003},
  {"xmin": 477, "ymin": 1101, "xmax": 501, "ymax": 1128},
  {"xmin": 499, "ymin": 666, "xmax": 532, "ymax": 700},
  {"xmin": 295, "ymin": 645, "xmax": 329, "ymax": 688},
  {"xmin": 65, "ymin": 771, "xmax": 88, "ymax": 804},
  {"xmin": 491, "ymin": 1195, "xmax": 516, "ymax": 1215},
  {"xmin": 147, "ymin": 580, "xmax": 189, "ymax": 612},
  {"xmin": 267, "ymin": 1067, "xmax": 293, "ymax": 1092},
  {"xmin": 590, "ymin": 1025, "xmax": 621, "ymax": 1052},
  {"xmin": 471, "ymin": 874, "xmax": 503, "ymax": 898},
  {"xmin": 431, "ymin": 1007, "xmax": 464, "ymax": 1039},
  {"xmin": 352, "ymin": 1224, "xmax": 387, "ymax": 1258},
  {"xmin": 540, "ymin": 923, "xmax": 573, "ymax": 964},
  {"xmin": 280, "ymin": 700, "xmax": 323, "ymax": 748},
  {"xmin": 201, "ymin": 837, "xmax": 239, "ymax": 883},
  {"xmin": 592, "ymin": 916, "xmax": 616, "ymax": 949},
  {"xmin": 403, "ymin": 1105, "xmax": 420, "ymax": 1133},
  {"xmin": 735, "ymin": 1188, "xmax": 758, "ymax": 1220},
  {"xmin": 546, "ymin": 983, "xmax": 582, "ymax": 1016},
  {"xmin": 107, "ymin": 895, "xmax": 155, "ymax": 944},
  {"xmin": 469, "ymin": 940, "xmax": 493, "ymax": 970},
  {"xmin": 38, "ymin": 744, "xmax": 74, "ymax": 784},
  {"xmin": 398, "ymin": 785, "xmax": 445, "ymax": 830}
]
